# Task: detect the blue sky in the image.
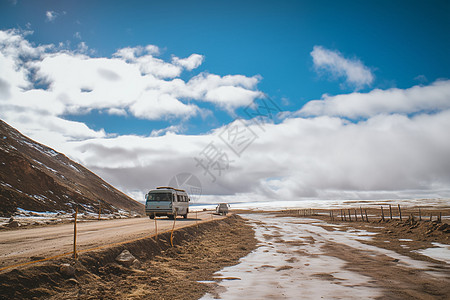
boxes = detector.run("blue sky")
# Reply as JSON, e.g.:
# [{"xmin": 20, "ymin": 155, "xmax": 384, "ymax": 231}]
[
  {"xmin": 2, "ymin": 0, "xmax": 449, "ymax": 135},
  {"xmin": 1, "ymin": 0, "xmax": 449, "ymax": 202}
]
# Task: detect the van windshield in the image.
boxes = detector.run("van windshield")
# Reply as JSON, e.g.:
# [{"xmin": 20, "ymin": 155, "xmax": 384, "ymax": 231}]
[{"xmin": 148, "ymin": 192, "xmax": 172, "ymax": 202}]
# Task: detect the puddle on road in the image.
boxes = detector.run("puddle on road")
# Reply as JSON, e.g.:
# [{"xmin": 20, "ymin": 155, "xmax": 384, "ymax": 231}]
[
  {"xmin": 414, "ymin": 242, "xmax": 450, "ymax": 264},
  {"xmin": 201, "ymin": 214, "xmax": 385, "ymax": 299},
  {"xmin": 201, "ymin": 214, "xmax": 446, "ymax": 299}
]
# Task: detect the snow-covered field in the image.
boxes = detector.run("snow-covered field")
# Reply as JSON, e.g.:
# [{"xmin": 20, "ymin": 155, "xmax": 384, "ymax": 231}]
[
  {"xmin": 0, "ymin": 207, "xmax": 140, "ymax": 229},
  {"xmin": 190, "ymin": 198, "xmax": 450, "ymax": 212}
]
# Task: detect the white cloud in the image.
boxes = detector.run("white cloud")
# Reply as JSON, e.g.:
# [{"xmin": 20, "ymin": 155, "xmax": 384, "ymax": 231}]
[
  {"xmin": 64, "ymin": 106, "xmax": 450, "ymax": 201},
  {"xmin": 183, "ymin": 73, "xmax": 263, "ymax": 109},
  {"xmin": 113, "ymin": 45, "xmax": 183, "ymax": 78},
  {"xmin": 0, "ymin": 29, "xmax": 262, "ymax": 145},
  {"xmin": 129, "ymin": 92, "xmax": 200, "ymax": 120},
  {"xmin": 2, "ymin": 29, "xmax": 449, "ymax": 203},
  {"xmin": 107, "ymin": 107, "xmax": 127, "ymax": 116},
  {"xmin": 45, "ymin": 11, "xmax": 57, "ymax": 22},
  {"xmin": 311, "ymin": 45, "xmax": 374, "ymax": 89},
  {"xmin": 204, "ymin": 85, "xmax": 263, "ymax": 111},
  {"xmin": 172, "ymin": 54, "xmax": 204, "ymax": 71},
  {"xmin": 150, "ymin": 124, "xmax": 184, "ymax": 137},
  {"xmin": 298, "ymin": 80, "xmax": 450, "ymax": 118}
]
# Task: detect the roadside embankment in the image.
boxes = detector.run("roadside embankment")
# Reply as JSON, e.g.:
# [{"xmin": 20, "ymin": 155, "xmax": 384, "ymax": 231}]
[{"xmin": 0, "ymin": 214, "xmax": 257, "ymax": 300}]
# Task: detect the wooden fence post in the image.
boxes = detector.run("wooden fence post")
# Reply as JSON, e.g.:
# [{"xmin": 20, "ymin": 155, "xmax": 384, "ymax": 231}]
[
  {"xmin": 348, "ymin": 209, "xmax": 352, "ymax": 222},
  {"xmin": 365, "ymin": 209, "xmax": 368, "ymax": 222},
  {"xmin": 381, "ymin": 206, "xmax": 385, "ymax": 221},
  {"xmin": 429, "ymin": 213, "xmax": 432, "ymax": 222},
  {"xmin": 360, "ymin": 207, "xmax": 364, "ymax": 222},
  {"xmin": 419, "ymin": 208, "xmax": 421, "ymax": 221},
  {"xmin": 73, "ymin": 206, "xmax": 78, "ymax": 260},
  {"xmin": 170, "ymin": 213, "xmax": 177, "ymax": 247},
  {"xmin": 389, "ymin": 204, "xmax": 393, "ymax": 220},
  {"xmin": 398, "ymin": 204, "xmax": 402, "ymax": 221},
  {"xmin": 354, "ymin": 209, "xmax": 358, "ymax": 222},
  {"xmin": 154, "ymin": 213, "xmax": 158, "ymax": 242}
]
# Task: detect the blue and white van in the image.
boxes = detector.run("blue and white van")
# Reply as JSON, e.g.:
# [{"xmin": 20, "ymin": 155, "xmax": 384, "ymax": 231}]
[{"xmin": 145, "ymin": 187, "xmax": 190, "ymax": 219}]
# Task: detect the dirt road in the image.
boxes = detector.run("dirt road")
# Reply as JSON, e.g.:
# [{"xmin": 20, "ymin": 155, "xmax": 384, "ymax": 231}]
[{"xmin": 0, "ymin": 211, "xmax": 224, "ymax": 271}]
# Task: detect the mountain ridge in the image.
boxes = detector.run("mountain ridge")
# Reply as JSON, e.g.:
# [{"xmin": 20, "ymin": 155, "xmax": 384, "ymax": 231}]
[{"xmin": 0, "ymin": 119, "xmax": 144, "ymax": 217}]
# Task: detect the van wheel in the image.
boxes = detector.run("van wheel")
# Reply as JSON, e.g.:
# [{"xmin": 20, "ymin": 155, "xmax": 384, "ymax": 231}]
[
  {"xmin": 168, "ymin": 215, "xmax": 175, "ymax": 220},
  {"xmin": 149, "ymin": 215, "xmax": 155, "ymax": 219},
  {"xmin": 183, "ymin": 214, "xmax": 188, "ymax": 219}
]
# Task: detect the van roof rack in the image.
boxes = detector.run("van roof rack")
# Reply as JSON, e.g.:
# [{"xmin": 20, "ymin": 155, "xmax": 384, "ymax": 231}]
[{"xmin": 156, "ymin": 186, "xmax": 186, "ymax": 192}]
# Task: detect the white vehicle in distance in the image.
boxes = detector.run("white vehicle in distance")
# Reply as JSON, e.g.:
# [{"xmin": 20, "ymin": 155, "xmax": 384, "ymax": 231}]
[
  {"xmin": 215, "ymin": 203, "xmax": 230, "ymax": 216},
  {"xmin": 145, "ymin": 187, "xmax": 190, "ymax": 219}
]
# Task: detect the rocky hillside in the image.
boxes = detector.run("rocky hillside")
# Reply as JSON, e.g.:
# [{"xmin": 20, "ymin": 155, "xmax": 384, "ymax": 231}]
[{"xmin": 0, "ymin": 120, "xmax": 144, "ymax": 217}]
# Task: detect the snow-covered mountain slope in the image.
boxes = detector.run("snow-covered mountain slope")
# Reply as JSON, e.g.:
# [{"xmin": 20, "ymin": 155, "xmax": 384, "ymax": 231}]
[{"xmin": 0, "ymin": 120, "xmax": 143, "ymax": 217}]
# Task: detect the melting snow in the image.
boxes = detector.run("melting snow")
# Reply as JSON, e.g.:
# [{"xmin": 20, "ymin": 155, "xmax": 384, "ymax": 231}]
[
  {"xmin": 201, "ymin": 214, "xmax": 384, "ymax": 299},
  {"xmin": 32, "ymin": 159, "xmax": 58, "ymax": 173},
  {"xmin": 414, "ymin": 243, "xmax": 450, "ymax": 264},
  {"xmin": 201, "ymin": 214, "xmax": 446, "ymax": 299}
]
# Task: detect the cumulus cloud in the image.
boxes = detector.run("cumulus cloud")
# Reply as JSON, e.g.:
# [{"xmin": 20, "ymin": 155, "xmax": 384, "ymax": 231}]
[
  {"xmin": 311, "ymin": 45, "xmax": 374, "ymax": 89},
  {"xmin": 113, "ymin": 46, "xmax": 203, "ymax": 78},
  {"xmin": 298, "ymin": 80, "xmax": 450, "ymax": 118},
  {"xmin": 45, "ymin": 11, "xmax": 57, "ymax": 22},
  {"xmin": 65, "ymin": 106, "xmax": 450, "ymax": 202},
  {"xmin": 1, "ymin": 29, "xmax": 449, "ymax": 203},
  {"xmin": 172, "ymin": 54, "xmax": 204, "ymax": 71},
  {"xmin": 0, "ymin": 29, "xmax": 263, "ymax": 145}
]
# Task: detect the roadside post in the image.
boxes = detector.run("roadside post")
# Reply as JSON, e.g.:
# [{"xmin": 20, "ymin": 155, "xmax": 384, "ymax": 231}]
[
  {"xmin": 154, "ymin": 213, "xmax": 158, "ymax": 243},
  {"xmin": 170, "ymin": 213, "xmax": 177, "ymax": 247},
  {"xmin": 73, "ymin": 205, "xmax": 78, "ymax": 260},
  {"xmin": 196, "ymin": 211, "xmax": 198, "ymax": 229}
]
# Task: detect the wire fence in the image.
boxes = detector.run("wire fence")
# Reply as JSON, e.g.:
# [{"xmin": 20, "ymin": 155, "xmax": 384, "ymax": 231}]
[{"xmin": 283, "ymin": 204, "xmax": 446, "ymax": 223}]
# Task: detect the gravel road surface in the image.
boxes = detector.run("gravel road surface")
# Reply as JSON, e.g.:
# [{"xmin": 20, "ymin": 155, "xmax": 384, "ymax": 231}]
[{"xmin": 0, "ymin": 211, "xmax": 223, "ymax": 270}]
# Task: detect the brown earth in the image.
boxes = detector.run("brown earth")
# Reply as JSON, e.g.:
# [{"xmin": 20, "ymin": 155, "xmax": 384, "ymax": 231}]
[
  {"xmin": 0, "ymin": 211, "xmax": 223, "ymax": 270},
  {"xmin": 0, "ymin": 215, "xmax": 257, "ymax": 300},
  {"xmin": 276, "ymin": 210, "xmax": 450, "ymax": 299}
]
